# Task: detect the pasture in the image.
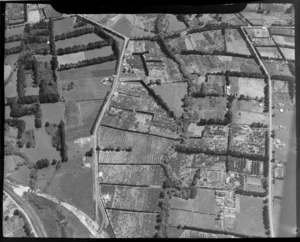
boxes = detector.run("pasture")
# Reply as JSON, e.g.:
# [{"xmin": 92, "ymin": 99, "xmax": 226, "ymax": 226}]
[
  {"xmin": 5, "ymin": 25, "xmax": 24, "ymax": 37},
  {"xmin": 225, "ymin": 29, "xmax": 251, "ymax": 55},
  {"xmin": 53, "ymin": 16, "xmax": 93, "ymax": 36},
  {"xmin": 111, "ymin": 16, "xmax": 133, "ymax": 38},
  {"xmin": 55, "ymin": 33, "xmax": 103, "ymax": 49},
  {"xmin": 98, "ymin": 126, "xmax": 172, "ymax": 164},
  {"xmin": 64, "ymin": 101, "xmax": 80, "ymax": 127},
  {"xmin": 5, "ymin": 70, "xmax": 18, "ymax": 98},
  {"xmin": 280, "ymin": 47, "xmax": 294, "ymax": 61},
  {"xmin": 229, "ymin": 77, "xmax": 265, "ymax": 98},
  {"xmin": 263, "ymin": 60, "xmax": 294, "ymax": 77},
  {"xmin": 152, "ymin": 83, "xmax": 187, "ymax": 117},
  {"xmin": 41, "ymin": 103, "xmax": 64, "ymax": 125},
  {"xmin": 235, "ymin": 195, "xmax": 266, "ymax": 237},
  {"xmin": 192, "ymin": 96, "xmax": 227, "ymax": 120},
  {"xmin": 5, "ymin": 41, "xmax": 21, "ymax": 49},
  {"xmin": 6, "ymin": 166, "xmax": 30, "ymax": 187},
  {"xmin": 272, "ymin": 35, "xmax": 294, "ymax": 47},
  {"xmin": 232, "ymin": 110, "xmax": 269, "ymax": 125},
  {"xmin": 256, "ymin": 47, "xmax": 282, "ymax": 59},
  {"xmin": 164, "ymin": 14, "xmax": 186, "ymax": 33},
  {"xmin": 269, "ymin": 27, "xmax": 294, "ymax": 36}
]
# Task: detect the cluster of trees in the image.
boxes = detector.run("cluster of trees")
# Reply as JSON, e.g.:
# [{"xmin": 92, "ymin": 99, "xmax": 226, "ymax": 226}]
[
  {"xmin": 180, "ymin": 49, "xmax": 252, "ymax": 58},
  {"xmin": 10, "ymin": 99, "xmax": 38, "ymax": 118},
  {"xmin": 155, "ymin": 191, "xmax": 170, "ymax": 238},
  {"xmin": 250, "ymin": 122, "xmax": 267, "ymax": 128},
  {"xmin": 101, "ymin": 146, "xmax": 133, "ymax": 152},
  {"xmin": 48, "ymin": 18, "xmax": 56, "ymax": 55},
  {"xmin": 74, "ymin": 17, "xmax": 88, "ymax": 28},
  {"xmin": 54, "ymin": 27, "xmax": 95, "ymax": 41},
  {"xmin": 5, "ymin": 34, "xmax": 22, "ymax": 43},
  {"xmin": 56, "ymin": 40, "xmax": 110, "ymax": 55},
  {"xmin": 5, "ymin": 118, "xmax": 26, "ymax": 139},
  {"xmin": 35, "ymin": 158, "xmax": 50, "ymax": 169},
  {"xmin": 52, "ymin": 121, "xmax": 68, "ymax": 162},
  {"xmin": 29, "ymin": 20, "xmax": 49, "ymax": 30},
  {"xmin": 34, "ymin": 102, "xmax": 42, "ymax": 128},
  {"xmin": 175, "ymin": 144, "xmax": 227, "ymax": 156},
  {"xmin": 58, "ymin": 54, "xmax": 116, "ymax": 71},
  {"xmin": 16, "ymin": 64, "xmax": 26, "ymax": 98},
  {"xmin": 262, "ymin": 205, "xmax": 271, "ymax": 236},
  {"xmin": 24, "ymin": 35, "xmax": 48, "ymax": 45},
  {"xmin": 235, "ymin": 188, "xmax": 267, "ymax": 197},
  {"xmin": 5, "ymin": 46, "xmax": 22, "ymax": 55},
  {"xmin": 176, "ymin": 14, "xmax": 190, "ymax": 28},
  {"xmin": 264, "ymin": 84, "xmax": 269, "ymax": 112}
]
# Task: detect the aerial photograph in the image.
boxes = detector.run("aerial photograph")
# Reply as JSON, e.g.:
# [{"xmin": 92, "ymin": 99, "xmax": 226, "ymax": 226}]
[{"xmin": 3, "ymin": 2, "xmax": 296, "ymax": 238}]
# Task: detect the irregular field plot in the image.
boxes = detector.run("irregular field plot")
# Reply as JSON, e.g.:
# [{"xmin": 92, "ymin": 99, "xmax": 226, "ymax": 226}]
[
  {"xmin": 280, "ymin": 47, "xmax": 294, "ymax": 61},
  {"xmin": 225, "ymin": 29, "xmax": 251, "ymax": 55},
  {"xmin": 5, "ymin": 25, "xmax": 24, "ymax": 38},
  {"xmin": 6, "ymin": 166, "xmax": 30, "ymax": 186},
  {"xmin": 229, "ymin": 77, "xmax": 265, "ymax": 98},
  {"xmin": 41, "ymin": 103, "xmax": 64, "ymax": 125},
  {"xmin": 101, "ymin": 185, "xmax": 161, "ymax": 212},
  {"xmin": 152, "ymin": 83, "xmax": 187, "ymax": 117},
  {"xmin": 60, "ymin": 79, "xmax": 111, "ymax": 101},
  {"xmin": 58, "ymin": 61, "xmax": 116, "ymax": 80},
  {"xmin": 272, "ymin": 35, "xmax": 294, "ymax": 47},
  {"xmin": 232, "ymin": 99, "xmax": 264, "ymax": 113},
  {"xmin": 192, "ymin": 96, "xmax": 227, "ymax": 120},
  {"xmin": 111, "ymin": 16, "xmax": 133, "ymax": 38},
  {"xmin": 164, "ymin": 14, "xmax": 186, "ymax": 33},
  {"xmin": 256, "ymin": 47, "xmax": 282, "ymax": 59},
  {"xmin": 5, "ymin": 69, "xmax": 18, "ymax": 98},
  {"xmin": 190, "ymin": 30, "xmax": 225, "ymax": 53},
  {"xmin": 99, "ymin": 164, "xmax": 164, "ymax": 186},
  {"xmin": 55, "ymin": 33, "xmax": 103, "ymax": 49},
  {"xmin": 53, "ymin": 16, "xmax": 93, "ymax": 36},
  {"xmin": 269, "ymin": 27, "xmax": 294, "ymax": 36},
  {"xmin": 107, "ymin": 209, "xmax": 157, "ymax": 238},
  {"xmin": 45, "ymin": 157, "xmax": 95, "ymax": 219},
  {"xmin": 98, "ymin": 126, "xmax": 172, "ymax": 164},
  {"xmin": 66, "ymin": 99, "xmax": 104, "ymax": 141},
  {"xmin": 235, "ymin": 195, "xmax": 266, "ymax": 237}
]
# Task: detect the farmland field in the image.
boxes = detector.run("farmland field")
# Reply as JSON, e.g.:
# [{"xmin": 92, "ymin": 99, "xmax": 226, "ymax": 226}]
[
  {"xmin": 65, "ymin": 99, "xmax": 104, "ymax": 141},
  {"xmin": 5, "ymin": 25, "xmax": 24, "ymax": 37},
  {"xmin": 5, "ymin": 41, "xmax": 21, "ymax": 49},
  {"xmin": 263, "ymin": 60, "xmax": 293, "ymax": 77},
  {"xmin": 164, "ymin": 14, "xmax": 186, "ymax": 33},
  {"xmin": 279, "ymin": 47, "xmax": 294, "ymax": 61},
  {"xmin": 41, "ymin": 103, "xmax": 64, "ymax": 125},
  {"xmin": 100, "ymin": 185, "xmax": 161, "ymax": 212},
  {"xmin": 55, "ymin": 33, "xmax": 103, "ymax": 49},
  {"xmin": 256, "ymin": 47, "xmax": 282, "ymax": 59},
  {"xmin": 229, "ymin": 77, "xmax": 265, "ymax": 98},
  {"xmin": 98, "ymin": 126, "xmax": 172, "ymax": 164},
  {"xmin": 189, "ymin": 30, "xmax": 225, "ymax": 53},
  {"xmin": 58, "ymin": 61, "xmax": 116, "ymax": 80},
  {"xmin": 152, "ymin": 83, "xmax": 187, "ymax": 117},
  {"xmin": 235, "ymin": 195, "xmax": 266, "ymax": 237},
  {"xmin": 232, "ymin": 99, "xmax": 264, "ymax": 113},
  {"xmin": 180, "ymin": 55, "xmax": 261, "ymax": 76},
  {"xmin": 45, "ymin": 157, "xmax": 95, "ymax": 219},
  {"xmin": 272, "ymin": 35, "xmax": 294, "ymax": 47},
  {"xmin": 269, "ymin": 27, "xmax": 294, "ymax": 36},
  {"xmin": 53, "ymin": 17, "xmax": 93, "ymax": 36},
  {"xmin": 111, "ymin": 16, "xmax": 133, "ymax": 38},
  {"xmin": 5, "ymin": 69, "xmax": 18, "ymax": 98},
  {"xmin": 99, "ymin": 164, "xmax": 164, "ymax": 186},
  {"xmin": 60, "ymin": 79, "xmax": 111, "ymax": 101},
  {"xmin": 225, "ymin": 29, "xmax": 251, "ymax": 55},
  {"xmin": 192, "ymin": 96, "xmax": 227, "ymax": 120},
  {"xmin": 64, "ymin": 101, "xmax": 80, "ymax": 127},
  {"xmin": 107, "ymin": 210, "xmax": 157, "ymax": 238}
]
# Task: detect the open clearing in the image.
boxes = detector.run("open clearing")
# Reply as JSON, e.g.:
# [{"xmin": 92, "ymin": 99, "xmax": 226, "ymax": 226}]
[
  {"xmin": 263, "ymin": 60, "xmax": 293, "ymax": 77},
  {"xmin": 111, "ymin": 16, "xmax": 133, "ymax": 38},
  {"xmin": 235, "ymin": 195, "xmax": 266, "ymax": 237},
  {"xmin": 225, "ymin": 29, "xmax": 251, "ymax": 55},
  {"xmin": 232, "ymin": 110, "xmax": 269, "ymax": 126},
  {"xmin": 256, "ymin": 47, "xmax": 282, "ymax": 59},
  {"xmin": 279, "ymin": 47, "xmax": 294, "ymax": 61},
  {"xmin": 152, "ymin": 83, "xmax": 187, "ymax": 118}
]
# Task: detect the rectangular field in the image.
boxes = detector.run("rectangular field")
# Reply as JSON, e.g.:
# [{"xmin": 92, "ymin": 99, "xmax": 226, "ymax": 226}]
[
  {"xmin": 100, "ymin": 185, "xmax": 161, "ymax": 212},
  {"xmin": 263, "ymin": 60, "xmax": 293, "ymax": 77},
  {"xmin": 272, "ymin": 35, "xmax": 294, "ymax": 47},
  {"xmin": 64, "ymin": 101, "xmax": 80, "ymax": 127},
  {"xmin": 107, "ymin": 210, "xmax": 157, "ymax": 238},
  {"xmin": 256, "ymin": 47, "xmax": 282, "ymax": 59},
  {"xmin": 99, "ymin": 165, "xmax": 164, "ymax": 186},
  {"xmin": 55, "ymin": 33, "xmax": 103, "ymax": 49},
  {"xmin": 279, "ymin": 47, "xmax": 294, "ymax": 61},
  {"xmin": 225, "ymin": 29, "xmax": 251, "ymax": 55},
  {"xmin": 98, "ymin": 126, "xmax": 172, "ymax": 164},
  {"xmin": 229, "ymin": 77, "xmax": 265, "ymax": 98}
]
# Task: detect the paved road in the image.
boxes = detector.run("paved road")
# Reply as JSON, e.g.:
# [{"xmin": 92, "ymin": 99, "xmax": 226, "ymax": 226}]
[
  {"xmin": 78, "ymin": 14, "xmax": 129, "ymax": 233},
  {"xmin": 4, "ymin": 182, "xmax": 48, "ymax": 237},
  {"xmin": 241, "ymin": 26, "xmax": 275, "ymax": 237}
]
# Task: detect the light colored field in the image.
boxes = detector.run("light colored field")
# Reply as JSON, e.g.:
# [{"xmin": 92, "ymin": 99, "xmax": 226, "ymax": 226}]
[
  {"xmin": 55, "ymin": 33, "xmax": 103, "ymax": 49},
  {"xmin": 64, "ymin": 101, "xmax": 80, "ymax": 127},
  {"xmin": 280, "ymin": 47, "xmax": 294, "ymax": 61},
  {"xmin": 257, "ymin": 47, "xmax": 282, "ymax": 59},
  {"xmin": 84, "ymin": 46, "xmax": 113, "ymax": 58},
  {"xmin": 152, "ymin": 83, "xmax": 187, "ymax": 117},
  {"xmin": 5, "ymin": 69, "xmax": 17, "ymax": 98},
  {"xmin": 28, "ymin": 10, "xmax": 40, "ymax": 23},
  {"xmin": 58, "ymin": 51, "xmax": 85, "ymax": 65},
  {"xmin": 225, "ymin": 29, "xmax": 251, "ymax": 55},
  {"xmin": 233, "ymin": 110, "xmax": 269, "ymax": 125},
  {"xmin": 111, "ymin": 16, "xmax": 133, "ymax": 38},
  {"xmin": 188, "ymin": 123, "xmax": 205, "ymax": 137},
  {"xmin": 272, "ymin": 35, "xmax": 294, "ymax": 47},
  {"xmin": 4, "ymin": 65, "xmax": 11, "ymax": 80},
  {"xmin": 165, "ymin": 14, "xmax": 186, "ymax": 33},
  {"xmin": 237, "ymin": 77, "xmax": 265, "ymax": 98},
  {"xmin": 235, "ymin": 195, "xmax": 266, "ymax": 237},
  {"xmin": 5, "ymin": 41, "xmax": 21, "ymax": 49}
]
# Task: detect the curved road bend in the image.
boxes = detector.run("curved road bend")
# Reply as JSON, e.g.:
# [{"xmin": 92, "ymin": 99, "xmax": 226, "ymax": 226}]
[
  {"xmin": 78, "ymin": 14, "xmax": 129, "ymax": 232},
  {"xmin": 240, "ymin": 26, "xmax": 274, "ymax": 237},
  {"xmin": 4, "ymin": 182, "xmax": 47, "ymax": 237}
]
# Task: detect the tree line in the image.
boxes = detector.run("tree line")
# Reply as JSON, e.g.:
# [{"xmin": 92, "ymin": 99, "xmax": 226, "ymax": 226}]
[
  {"xmin": 5, "ymin": 118, "xmax": 26, "ymax": 139},
  {"xmin": 56, "ymin": 40, "xmax": 110, "ymax": 55},
  {"xmin": 54, "ymin": 27, "xmax": 95, "ymax": 41},
  {"xmin": 5, "ymin": 46, "xmax": 22, "ymax": 55},
  {"xmin": 5, "ymin": 34, "xmax": 22, "ymax": 43},
  {"xmin": 51, "ymin": 121, "xmax": 68, "ymax": 162}
]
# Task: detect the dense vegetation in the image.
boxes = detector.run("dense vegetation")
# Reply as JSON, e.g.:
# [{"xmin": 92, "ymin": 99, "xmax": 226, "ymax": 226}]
[{"xmin": 5, "ymin": 118, "xmax": 26, "ymax": 139}]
